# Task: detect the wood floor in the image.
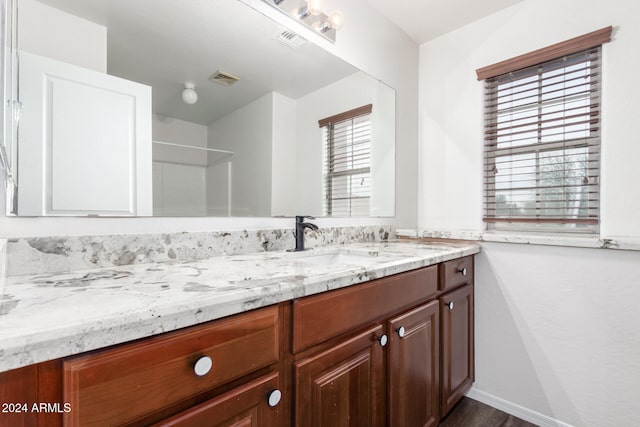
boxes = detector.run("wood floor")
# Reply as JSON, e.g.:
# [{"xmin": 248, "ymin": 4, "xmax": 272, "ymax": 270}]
[{"xmin": 439, "ymin": 397, "xmax": 539, "ymax": 427}]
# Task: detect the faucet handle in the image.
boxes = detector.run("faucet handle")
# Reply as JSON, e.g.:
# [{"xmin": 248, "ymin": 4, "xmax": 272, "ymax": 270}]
[{"xmin": 296, "ymin": 215, "xmax": 316, "ymax": 222}]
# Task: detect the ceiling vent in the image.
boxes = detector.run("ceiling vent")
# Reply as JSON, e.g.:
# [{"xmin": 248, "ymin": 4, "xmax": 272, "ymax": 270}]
[
  {"xmin": 209, "ymin": 70, "xmax": 240, "ymax": 86},
  {"xmin": 275, "ymin": 29, "xmax": 307, "ymax": 49}
]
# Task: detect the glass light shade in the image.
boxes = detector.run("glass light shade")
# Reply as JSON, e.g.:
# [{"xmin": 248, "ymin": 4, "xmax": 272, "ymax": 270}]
[
  {"xmin": 182, "ymin": 83, "xmax": 198, "ymax": 104},
  {"xmin": 306, "ymin": 0, "xmax": 322, "ymax": 16},
  {"xmin": 328, "ymin": 10, "xmax": 344, "ymax": 30}
]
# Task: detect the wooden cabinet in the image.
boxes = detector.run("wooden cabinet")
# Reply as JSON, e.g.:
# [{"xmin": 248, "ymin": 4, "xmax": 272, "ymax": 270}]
[
  {"xmin": 0, "ymin": 254, "xmax": 475, "ymax": 427},
  {"xmin": 0, "ymin": 305, "xmax": 287, "ymax": 427},
  {"xmin": 294, "ymin": 325, "xmax": 385, "ymax": 427},
  {"xmin": 152, "ymin": 372, "xmax": 281, "ymax": 427},
  {"xmin": 292, "ymin": 266, "xmax": 443, "ymax": 427},
  {"xmin": 440, "ymin": 264, "xmax": 475, "ymax": 417},
  {"xmin": 63, "ymin": 306, "xmax": 280, "ymax": 426},
  {"xmin": 388, "ymin": 300, "xmax": 440, "ymax": 427}
]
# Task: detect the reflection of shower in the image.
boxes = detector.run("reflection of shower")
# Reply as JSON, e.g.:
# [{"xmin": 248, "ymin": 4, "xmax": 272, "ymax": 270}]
[{"xmin": 152, "ymin": 141, "xmax": 234, "ymax": 216}]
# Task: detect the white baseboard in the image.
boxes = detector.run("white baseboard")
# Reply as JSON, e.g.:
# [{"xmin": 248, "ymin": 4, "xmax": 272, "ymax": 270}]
[{"xmin": 465, "ymin": 387, "xmax": 575, "ymax": 427}]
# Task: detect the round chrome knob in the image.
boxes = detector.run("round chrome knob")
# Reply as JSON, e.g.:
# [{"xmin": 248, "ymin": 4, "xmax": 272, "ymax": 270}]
[
  {"xmin": 396, "ymin": 327, "xmax": 406, "ymax": 338},
  {"xmin": 377, "ymin": 334, "xmax": 388, "ymax": 347},
  {"xmin": 194, "ymin": 356, "xmax": 213, "ymax": 376},
  {"xmin": 268, "ymin": 389, "xmax": 282, "ymax": 407},
  {"xmin": 457, "ymin": 267, "xmax": 467, "ymax": 276},
  {"xmin": 445, "ymin": 301, "xmax": 454, "ymax": 310}
]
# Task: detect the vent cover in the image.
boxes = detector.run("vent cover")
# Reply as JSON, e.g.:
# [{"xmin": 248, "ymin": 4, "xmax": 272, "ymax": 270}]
[
  {"xmin": 208, "ymin": 70, "xmax": 240, "ymax": 86},
  {"xmin": 275, "ymin": 29, "xmax": 307, "ymax": 48}
]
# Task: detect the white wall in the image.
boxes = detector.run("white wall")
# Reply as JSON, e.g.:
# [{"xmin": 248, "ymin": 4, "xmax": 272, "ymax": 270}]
[
  {"xmin": 475, "ymin": 243, "xmax": 640, "ymax": 427},
  {"xmin": 152, "ymin": 115, "xmax": 208, "ymax": 216},
  {"xmin": 152, "ymin": 115, "xmax": 208, "ymax": 150},
  {"xmin": 418, "ymin": 1, "xmax": 640, "ymax": 425},
  {"xmin": 17, "ymin": 0, "xmax": 106, "ymax": 72},
  {"xmin": 153, "ymin": 162, "xmax": 206, "ymax": 217},
  {"xmin": 271, "ymin": 92, "xmax": 297, "ymax": 217},
  {"xmin": 207, "ymin": 93, "xmax": 273, "ymax": 217}
]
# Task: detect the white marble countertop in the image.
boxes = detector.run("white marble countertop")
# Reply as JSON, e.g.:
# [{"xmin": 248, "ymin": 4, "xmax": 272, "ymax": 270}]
[{"xmin": 0, "ymin": 240, "xmax": 479, "ymax": 373}]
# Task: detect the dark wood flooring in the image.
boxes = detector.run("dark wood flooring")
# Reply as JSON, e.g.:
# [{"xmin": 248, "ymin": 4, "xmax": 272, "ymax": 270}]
[{"xmin": 439, "ymin": 397, "xmax": 539, "ymax": 427}]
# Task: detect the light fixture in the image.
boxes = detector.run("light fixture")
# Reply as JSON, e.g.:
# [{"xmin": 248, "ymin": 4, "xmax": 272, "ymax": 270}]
[
  {"xmin": 327, "ymin": 10, "xmax": 344, "ymax": 30},
  {"xmin": 296, "ymin": 0, "xmax": 322, "ymax": 19},
  {"xmin": 181, "ymin": 82, "xmax": 198, "ymax": 105},
  {"xmin": 264, "ymin": 0, "xmax": 343, "ymax": 42},
  {"xmin": 306, "ymin": 0, "xmax": 322, "ymax": 16},
  {"xmin": 297, "ymin": 5, "xmax": 310, "ymax": 19},
  {"xmin": 318, "ymin": 10, "xmax": 344, "ymax": 33}
]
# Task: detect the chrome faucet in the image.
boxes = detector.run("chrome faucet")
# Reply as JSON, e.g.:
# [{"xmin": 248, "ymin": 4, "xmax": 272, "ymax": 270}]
[{"xmin": 294, "ymin": 215, "xmax": 318, "ymax": 251}]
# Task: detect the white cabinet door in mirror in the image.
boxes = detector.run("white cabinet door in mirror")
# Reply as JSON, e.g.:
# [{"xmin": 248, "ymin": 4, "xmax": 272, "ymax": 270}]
[{"xmin": 17, "ymin": 51, "xmax": 152, "ymax": 216}]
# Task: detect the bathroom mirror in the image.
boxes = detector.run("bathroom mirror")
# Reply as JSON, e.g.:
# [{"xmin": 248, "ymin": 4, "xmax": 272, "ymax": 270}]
[{"xmin": 6, "ymin": 0, "xmax": 395, "ymax": 217}]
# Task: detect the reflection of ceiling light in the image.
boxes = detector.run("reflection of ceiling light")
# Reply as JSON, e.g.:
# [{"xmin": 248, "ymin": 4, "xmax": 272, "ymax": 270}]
[
  {"xmin": 264, "ymin": 0, "xmax": 343, "ymax": 42},
  {"xmin": 328, "ymin": 10, "xmax": 344, "ymax": 30},
  {"xmin": 318, "ymin": 10, "xmax": 344, "ymax": 33},
  {"xmin": 291, "ymin": 0, "xmax": 343, "ymax": 31},
  {"xmin": 182, "ymin": 82, "xmax": 198, "ymax": 104},
  {"xmin": 297, "ymin": 5, "xmax": 310, "ymax": 19},
  {"xmin": 306, "ymin": 0, "xmax": 322, "ymax": 16}
]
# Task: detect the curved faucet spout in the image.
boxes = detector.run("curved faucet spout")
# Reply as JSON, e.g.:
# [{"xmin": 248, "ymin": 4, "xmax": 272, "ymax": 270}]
[{"xmin": 294, "ymin": 216, "xmax": 318, "ymax": 251}]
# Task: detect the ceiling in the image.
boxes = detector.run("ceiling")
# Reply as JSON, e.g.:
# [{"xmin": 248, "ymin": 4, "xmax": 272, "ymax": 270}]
[
  {"xmin": 35, "ymin": 0, "xmax": 358, "ymax": 125},
  {"xmin": 365, "ymin": 0, "xmax": 525, "ymax": 44}
]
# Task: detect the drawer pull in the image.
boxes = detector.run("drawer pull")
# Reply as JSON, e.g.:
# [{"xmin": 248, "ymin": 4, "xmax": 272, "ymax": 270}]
[
  {"xmin": 445, "ymin": 301, "xmax": 454, "ymax": 310},
  {"xmin": 268, "ymin": 389, "xmax": 282, "ymax": 407},
  {"xmin": 396, "ymin": 327, "xmax": 406, "ymax": 338},
  {"xmin": 193, "ymin": 356, "xmax": 213, "ymax": 377},
  {"xmin": 376, "ymin": 334, "xmax": 388, "ymax": 347},
  {"xmin": 457, "ymin": 267, "xmax": 467, "ymax": 276}
]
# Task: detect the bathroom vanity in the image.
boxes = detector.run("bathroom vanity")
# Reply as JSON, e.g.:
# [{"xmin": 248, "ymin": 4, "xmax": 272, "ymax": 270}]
[{"xmin": 0, "ymin": 240, "xmax": 477, "ymax": 426}]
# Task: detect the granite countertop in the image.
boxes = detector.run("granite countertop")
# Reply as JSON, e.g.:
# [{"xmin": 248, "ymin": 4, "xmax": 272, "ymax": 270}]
[{"xmin": 0, "ymin": 240, "xmax": 479, "ymax": 373}]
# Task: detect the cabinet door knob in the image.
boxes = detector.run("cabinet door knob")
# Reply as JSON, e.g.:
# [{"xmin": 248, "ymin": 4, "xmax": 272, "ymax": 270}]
[
  {"xmin": 396, "ymin": 327, "xmax": 406, "ymax": 338},
  {"xmin": 376, "ymin": 334, "xmax": 388, "ymax": 347},
  {"xmin": 193, "ymin": 356, "xmax": 213, "ymax": 376},
  {"xmin": 457, "ymin": 267, "xmax": 467, "ymax": 276},
  {"xmin": 268, "ymin": 389, "xmax": 282, "ymax": 407},
  {"xmin": 445, "ymin": 301, "xmax": 454, "ymax": 310}
]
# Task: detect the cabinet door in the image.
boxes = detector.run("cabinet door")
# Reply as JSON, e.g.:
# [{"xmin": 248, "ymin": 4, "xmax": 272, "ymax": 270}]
[
  {"xmin": 440, "ymin": 283, "xmax": 474, "ymax": 416},
  {"xmin": 388, "ymin": 300, "xmax": 439, "ymax": 427},
  {"xmin": 294, "ymin": 325, "xmax": 385, "ymax": 427},
  {"xmin": 152, "ymin": 372, "xmax": 283, "ymax": 427}
]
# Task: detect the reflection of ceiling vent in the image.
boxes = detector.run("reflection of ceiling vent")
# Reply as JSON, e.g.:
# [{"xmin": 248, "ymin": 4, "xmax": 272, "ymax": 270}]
[
  {"xmin": 276, "ymin": 29, "xmax": 306, "ymax": 48},
  {"xmin": 209, "ymin": 70, "xmax": 240, "ymax": 86}
]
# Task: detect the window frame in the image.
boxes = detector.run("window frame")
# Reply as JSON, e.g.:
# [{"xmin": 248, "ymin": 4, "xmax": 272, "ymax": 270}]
[
  {"xmin": 318, "ymin": 104, "xmax": 372, "ymax": 217},
  {"xmin": 476, "ymin": 27, "xmax": 612, "ymax": 234}
]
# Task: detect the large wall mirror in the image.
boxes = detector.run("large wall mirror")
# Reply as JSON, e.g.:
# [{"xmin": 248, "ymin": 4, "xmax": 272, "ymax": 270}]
[{"xmin": 3, "ymin": 0, "xmax": 396, "ymax": 218}]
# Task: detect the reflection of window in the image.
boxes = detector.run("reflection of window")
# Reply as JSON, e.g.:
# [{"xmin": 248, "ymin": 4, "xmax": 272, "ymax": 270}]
[
  {"xmin": 479, "ymin": 30, "xmax": 612, "ymax": 232},
  {"xmin": 319, "ymin": 104, "xmax": 372, "ymax": 216}
]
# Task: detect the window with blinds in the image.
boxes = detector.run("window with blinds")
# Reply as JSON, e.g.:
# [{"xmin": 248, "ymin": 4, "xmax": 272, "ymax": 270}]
[
  {"xmin": 478, "ymin": 27, "xmax": 612, "ymax": 231},
  {"xmin": 319, "ymin": 104, "xmax": 372, "ymax": 217}
]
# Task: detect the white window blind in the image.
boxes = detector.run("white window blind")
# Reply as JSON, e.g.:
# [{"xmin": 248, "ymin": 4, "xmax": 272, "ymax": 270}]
[
  {"xmin": 483, "ymin": 47, "xmax": 602, "ymax": 229},
  {"xmin": 319, "ymin": 104, "xmax": 372, "ymax": 217}
]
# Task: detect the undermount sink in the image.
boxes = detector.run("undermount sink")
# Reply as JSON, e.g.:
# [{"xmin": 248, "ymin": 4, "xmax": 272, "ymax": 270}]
[{"xmin": 297, "ymin": 250, "xmax": 381, "ymax": 266}]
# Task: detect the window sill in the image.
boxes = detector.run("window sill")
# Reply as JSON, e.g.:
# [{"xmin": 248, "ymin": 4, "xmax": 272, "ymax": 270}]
[{"xmin": 395, "ymin": 229, "xmax": 640, "ymax": 252}]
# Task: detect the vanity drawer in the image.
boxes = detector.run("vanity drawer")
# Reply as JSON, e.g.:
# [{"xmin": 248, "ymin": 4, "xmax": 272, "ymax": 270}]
[
  {"xmin": 62, "ymin": 305, "xmax": 279, "ymax": 426},
  {"xmin": 439, "ymin": 255, "xmax": 474, "ymax": 292},
  {"xmin": 292, "ymin": 265, "xmax": 437, "ymax": 353}
]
